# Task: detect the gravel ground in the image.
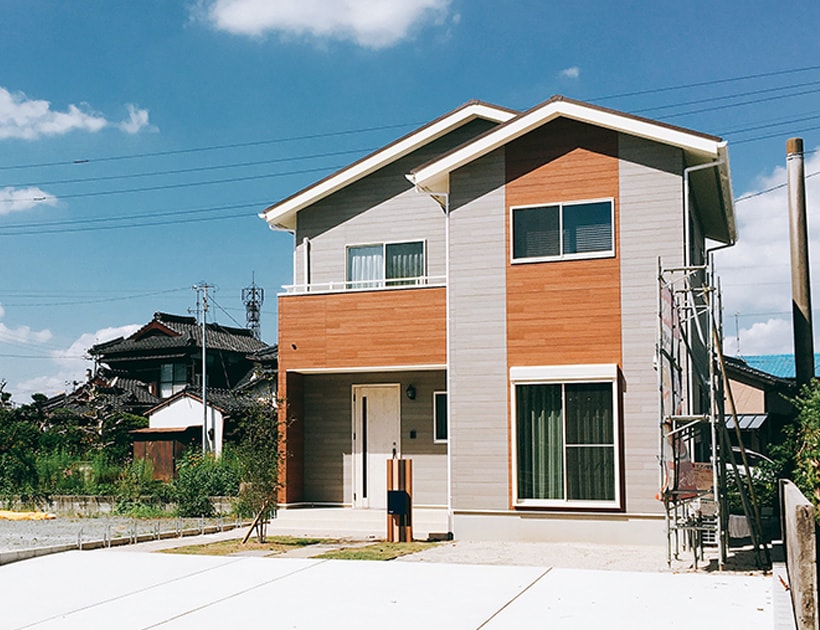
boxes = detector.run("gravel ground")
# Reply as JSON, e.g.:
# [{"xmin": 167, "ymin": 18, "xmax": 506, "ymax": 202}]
[{"xmin": 0, "ymin": 516, "xmax": 244, "ymax": 552}]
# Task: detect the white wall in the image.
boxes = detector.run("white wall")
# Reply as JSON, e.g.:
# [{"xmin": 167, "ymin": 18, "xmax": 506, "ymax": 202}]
[{"xmin": 149, "ymin": 396, "xmax": 225, "ymax": 456}]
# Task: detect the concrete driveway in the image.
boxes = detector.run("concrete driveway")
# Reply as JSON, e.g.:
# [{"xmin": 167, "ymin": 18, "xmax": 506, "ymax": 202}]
[{"xmin": 0, "ymin": 549, "xmax": 772, "ymax": 629}]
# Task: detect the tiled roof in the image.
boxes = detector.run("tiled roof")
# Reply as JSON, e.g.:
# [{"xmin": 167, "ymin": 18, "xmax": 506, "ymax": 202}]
[
  {"xmin": 248, "ymin": 344, "xmax": 278, "ymax": 363},
  {"xmin": 736, "ymin": 354, "xmax": 820, "ymax": 380},
  {"xmin": 724, "ymin": 355, "xmax": 794, "ymax": 388},
  {"xmin": 89, "ymin": 312, "xmax": 267, "ymax": 358}
]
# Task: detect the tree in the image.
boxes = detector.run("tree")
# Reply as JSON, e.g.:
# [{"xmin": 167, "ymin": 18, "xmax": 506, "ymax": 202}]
[
  {"xmin": 235, "ymin": 397, "xmax": 283, "ymax": 543},
  {"xmin": 0, "ymin": 405, "xmax": 41, "ymax": 499},
  {"xmin": 793, "ymin": 380, "xmax": 820, "ymax": 511}
]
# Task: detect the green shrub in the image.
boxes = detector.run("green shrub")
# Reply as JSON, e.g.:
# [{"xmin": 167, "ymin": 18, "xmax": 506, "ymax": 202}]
[
  {"xmin": 174, "ymin": 450, "xmax": 240, "ymax": 517},
  {"xmin": 114, "ymin": 458, "xmax": 170, "ymax": 515}
]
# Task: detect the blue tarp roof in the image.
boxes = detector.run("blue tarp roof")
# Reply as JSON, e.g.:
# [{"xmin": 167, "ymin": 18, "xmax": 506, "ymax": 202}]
[{"xmin": 738, "ymin": 354, "xmax": 820, "ymax": 379}]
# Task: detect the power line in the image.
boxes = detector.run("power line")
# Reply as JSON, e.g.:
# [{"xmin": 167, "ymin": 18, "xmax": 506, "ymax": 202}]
[
  {"xmin": 4, "ymin": 147, "xmax": 376, "ymax": 190},
  {"xmin": 0, "ymin": 64, "xmax": 819, "ymax": 179},
  {"xmin": 735, "ymin": 169, "xmax": 820, "ymax": 202},
  {"xmin": 0, "ymin": 287, "xmax": 189, "ymax": 307},
  {"xmin": 0, "ymin": 163, "xmax": 345, "ymax": 205},
  {"xmin": 591, "ymin": 63, "xmax": 820, "ymax": 102},
  {"xmin": 0, "ymin": 122, "xmax": 421, "ymax": 172}
]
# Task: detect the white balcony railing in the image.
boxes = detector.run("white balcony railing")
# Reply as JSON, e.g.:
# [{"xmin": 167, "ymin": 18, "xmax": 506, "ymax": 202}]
[{"xmin": 282, "ymin": 275, "xmax": 446, "ymax": 295}]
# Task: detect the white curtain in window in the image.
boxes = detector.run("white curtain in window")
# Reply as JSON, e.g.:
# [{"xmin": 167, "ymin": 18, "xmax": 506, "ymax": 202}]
[{"xmin": 347, "ymin": 245, "xmax": 384, "ymax": 288}]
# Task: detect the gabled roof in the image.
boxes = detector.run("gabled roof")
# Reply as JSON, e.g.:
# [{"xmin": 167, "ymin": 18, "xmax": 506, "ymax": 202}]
[
  {"xmin": 408, "ymin": 95, "xmax": 737, "ymax": 244},
  {"xmin": 146, "ymin": 387, "xmax": 245, "ymax": 417},
  {"xmin": 259, "ymin": 101, "xmax": 518, "ymax": 230},
  {"xmin": 89, "ymin": 312, "xmax": 267, "ymax": 359}
]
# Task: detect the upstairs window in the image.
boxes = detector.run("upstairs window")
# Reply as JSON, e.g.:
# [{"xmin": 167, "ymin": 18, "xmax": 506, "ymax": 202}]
[
  {"xmin": 512, "ymin": 199, "xmax": 613, "ymax": 262},
  {"xmin": 159, "ymin": 363, "xmax": 187, "ymax": 398},
  {"xmin": 347, "ymin": 241, "xmax": 424, "ymax": 289}
]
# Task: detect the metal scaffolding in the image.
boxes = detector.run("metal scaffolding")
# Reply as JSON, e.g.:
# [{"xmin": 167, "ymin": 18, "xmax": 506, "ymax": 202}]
[
  {"xmin": 657, "ymin": 259, "xmax": 727, "ymax": 568},
  {"xmin": 657, "ymin": 259, "xmax": 769, "ymax": 570}
]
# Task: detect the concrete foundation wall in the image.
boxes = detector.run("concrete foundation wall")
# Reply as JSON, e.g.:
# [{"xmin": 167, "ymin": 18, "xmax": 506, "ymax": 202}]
[
  {"xmin": 781, "ymin": 479, "xmax": 819, "ymax": 630},
  {"xmin": 453, "ymin": 511, "xmax": 665, "ymax": 545}
]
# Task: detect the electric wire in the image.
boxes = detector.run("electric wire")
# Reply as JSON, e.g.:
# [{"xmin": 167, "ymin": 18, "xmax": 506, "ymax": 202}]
[
  {"xmin": 4, "ymin": 147, "xmax": 376, "ymax": 189},
  {"xmin": 0, "ymin": 121, "xmax": 421, "ymax": 172}
]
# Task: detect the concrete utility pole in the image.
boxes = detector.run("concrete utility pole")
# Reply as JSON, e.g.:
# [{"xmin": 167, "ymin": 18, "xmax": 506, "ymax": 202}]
[{"xmin": 787, "ymin": 137, "xmax": 815, "ymax": 389}]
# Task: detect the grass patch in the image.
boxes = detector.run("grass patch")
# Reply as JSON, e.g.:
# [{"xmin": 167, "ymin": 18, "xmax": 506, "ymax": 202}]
[
  {"xmin": 161, "ymin": 536, "xmax": 326, "ymax": 557},
  {"xmin": 316, "ymin": 541, "xmax": 434, "ymax": 561}
]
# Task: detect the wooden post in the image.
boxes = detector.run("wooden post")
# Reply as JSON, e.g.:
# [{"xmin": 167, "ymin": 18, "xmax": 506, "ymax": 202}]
[{"xmin": 386, "ymin": 459, "xmax": 412, "ymax": 542}]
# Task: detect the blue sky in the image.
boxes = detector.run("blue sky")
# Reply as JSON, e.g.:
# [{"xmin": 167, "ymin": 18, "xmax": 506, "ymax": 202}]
[{"xmin": 2, "ymin": 0, "xmax": 820, "ymax": 401}]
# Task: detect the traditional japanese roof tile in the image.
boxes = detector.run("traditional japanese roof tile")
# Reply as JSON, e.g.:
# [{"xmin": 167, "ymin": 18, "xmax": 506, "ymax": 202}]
[{"xmin": 89, "ymin": 312, "xmax": 267, "ymax": 359}]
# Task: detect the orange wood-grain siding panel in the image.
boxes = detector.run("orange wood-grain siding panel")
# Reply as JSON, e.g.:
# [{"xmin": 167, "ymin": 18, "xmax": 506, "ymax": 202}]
[
  {"xmin": 505, "ymin": 118, "xmax": 622, "ymax": 367},
  {"xmin": 278, "ymin": 287, "xmax": 446, "ymax": 371}
]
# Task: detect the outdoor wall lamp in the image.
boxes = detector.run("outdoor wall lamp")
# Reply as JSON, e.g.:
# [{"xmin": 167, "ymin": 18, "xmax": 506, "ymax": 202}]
[{"xmin": 406, "ymin": 384, "xmax": 416, "ymax": 400}]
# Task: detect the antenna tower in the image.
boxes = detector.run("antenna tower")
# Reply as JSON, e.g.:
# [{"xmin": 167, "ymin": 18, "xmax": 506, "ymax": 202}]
[{"xmin": 242, "ymin": 274, "xmax": 265, "ymax": 340}]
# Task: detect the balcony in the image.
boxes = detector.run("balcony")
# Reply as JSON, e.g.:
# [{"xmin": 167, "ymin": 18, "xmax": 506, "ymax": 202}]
[{"xmin": 281, "ymin": 275, "xmax": 447, "ymax": 295}]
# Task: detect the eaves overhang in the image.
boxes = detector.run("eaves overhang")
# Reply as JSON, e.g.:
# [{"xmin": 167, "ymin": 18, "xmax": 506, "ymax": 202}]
[
  {"xmin": 259, "ymin": 101, "xmax": 518, "ymax": 231},
  {"xmin": 408, "ymin": 95, "xmax": 728, "ymax": 192}
]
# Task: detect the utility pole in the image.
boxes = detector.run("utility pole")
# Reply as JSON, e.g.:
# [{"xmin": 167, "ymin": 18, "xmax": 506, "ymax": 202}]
[
  {"xmin": 787, "ymin": 137, "xmax": 815, "ymax": 389},
  {"xmin": 193, "ymin": 283, "xmax": 212, "ymax": 453}
]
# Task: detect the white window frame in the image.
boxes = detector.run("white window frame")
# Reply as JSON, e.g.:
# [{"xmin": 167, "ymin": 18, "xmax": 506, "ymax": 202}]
[
  {"xmin": 510, "ymin": 197, "xmax": 615, "ymax": 264},
  {"xmin": 510, "ymin": 364, "xmax": 621, "ymax": 509},
  {"xmin": 345, "ymin": 239, "xmax": 427, "ymax": 289},
  {"xmin": 433, "ymin": 390, "xmax": 448, "ymax": 444}
]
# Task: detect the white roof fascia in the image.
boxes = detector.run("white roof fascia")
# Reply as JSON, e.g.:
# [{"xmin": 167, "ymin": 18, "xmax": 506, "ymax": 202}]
[
  {"xmin": 260, "ymin": 103, "xmax": 516, "ymax": 230},
  {"xmin": 409, "ymin": 100, "xmax": 724, "ymax": 191}
]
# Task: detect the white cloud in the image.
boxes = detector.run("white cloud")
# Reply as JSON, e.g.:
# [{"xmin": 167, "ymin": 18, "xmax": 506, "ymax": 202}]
[
  {"xmin": 14, "ymin": 374, "xmax": 72, "ymax": 400},
  {"xmin": 0, "ymin": 87, "xmax": 154, "ymax": 140},
  {"xmin": 716, "ymin": 148, "xmax": 820, "ymax": 356},
  {"xmin": 200, "ymin": 0, "xmax": 452, "ymax": 48},
  {"xmin": 0, "ymin": 186, "xmax": 58, "ymax": 215},
  {"xmin": 560, "ymin": 66, "xmax": 580, "ymax": 79},
  {"xmin": 51, "ymin": 324, "xmax": 140, "ymax": 368},
  {"xmin": 723, "ymin": 318, "xmax": 794, "ymax": 356},
  {"xmin": 118, "ymin": 104, "xmax": 153, "ymax": 134},
  {"xmin": 10, "ymin": 324, "xmax": 141, "ymax": 402},
  {"xmin": 0, "ymin": 305, "xmax": 52, "ymax": 345}
]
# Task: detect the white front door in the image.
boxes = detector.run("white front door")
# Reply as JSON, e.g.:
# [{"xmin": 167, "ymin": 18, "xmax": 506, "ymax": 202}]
[{"xmin": 352, "ymin": 385, "xmax": 401, "ymax": 509}]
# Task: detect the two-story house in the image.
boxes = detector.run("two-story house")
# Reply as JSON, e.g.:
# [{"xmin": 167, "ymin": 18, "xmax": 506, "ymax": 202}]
[{"xmin": 261, "ymin": 96, "xmax": 736, "ymax": 544}]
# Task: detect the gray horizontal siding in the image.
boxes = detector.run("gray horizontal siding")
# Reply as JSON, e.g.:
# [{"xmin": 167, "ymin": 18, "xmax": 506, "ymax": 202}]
[
  {"xmin": 618, "ymin": 133, "xmax": 683, "ymax": 514},
  {"xmin": 448, "ymin": 148, "xmax": 509, "ymax": 511},
  {"xmin": 295, "ymin": 120, "xmax": 498, "ymax": 289}
]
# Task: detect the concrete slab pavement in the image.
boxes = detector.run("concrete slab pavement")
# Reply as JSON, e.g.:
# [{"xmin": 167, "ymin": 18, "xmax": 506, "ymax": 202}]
[{"xmin": 0, "ymin": 549, "xmax": 772, "ymax": 629}]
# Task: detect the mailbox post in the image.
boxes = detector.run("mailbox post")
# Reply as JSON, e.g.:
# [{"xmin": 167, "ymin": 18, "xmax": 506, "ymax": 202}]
[{"xmin": 386, "ymin": 458, "xmax": 412, "ymax": 542}]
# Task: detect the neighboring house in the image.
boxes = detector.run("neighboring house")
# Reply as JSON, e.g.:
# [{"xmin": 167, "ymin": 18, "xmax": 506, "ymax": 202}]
[
  {"xmin": 89, "ymin": 312, "xmax": 272, "ymax": 473},
  {"xmin": 132, "ymin": 389, "xmax": 245, "ymax": 479},
  {"xmin": 89, "ymin": 312, "xmax": 268, "ymax": 398},
  {"xmin": 261, "ymin": 96, "xmax": 737, "ymax": 544},
  {"xmin": 234, "ymin": 344, "xmax": 279, "ymax": 403},
  {"xmin": 44, "ymin": 370, "xmax": 161, "ymax": 418},
  {"xmin": 724, "ymin": 354, "xmax": 799, "ymax": 456}
]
